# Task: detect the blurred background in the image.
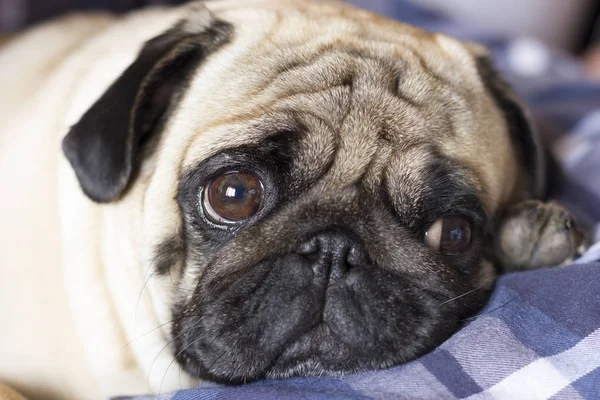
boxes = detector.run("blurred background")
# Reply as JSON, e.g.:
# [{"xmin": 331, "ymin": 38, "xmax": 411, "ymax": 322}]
[
  {"xmin": 2, "ymin": 0, "xmax": 600, "ymax": 77},
  {"xmin": 414, "ymin": 0, "xmax": 599, "ymax": 53}
]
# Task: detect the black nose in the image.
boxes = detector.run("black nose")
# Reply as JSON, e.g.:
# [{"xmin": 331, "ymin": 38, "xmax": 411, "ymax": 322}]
[{"xmin": 296, "ymin": 230, "xmax": 365, "ymax": 279}]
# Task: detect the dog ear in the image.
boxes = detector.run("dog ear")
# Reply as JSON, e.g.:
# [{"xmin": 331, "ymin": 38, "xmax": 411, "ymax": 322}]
[
  {"xmin": 472, "ymin": 51, "xmax": 548, "ymax": 200},
  {"xmin": 62, "ymin": 5, "xmax": 233, "ymax": 203}
]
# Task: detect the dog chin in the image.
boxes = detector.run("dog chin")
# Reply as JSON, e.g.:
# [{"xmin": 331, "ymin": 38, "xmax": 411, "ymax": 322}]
[
  {"xmin": 176, "ymin": 325, "xmax": 408, "ymax": 384},
  {"xmin": 176, "ymin": 318, "xmax": 446, "ymax": 385}
]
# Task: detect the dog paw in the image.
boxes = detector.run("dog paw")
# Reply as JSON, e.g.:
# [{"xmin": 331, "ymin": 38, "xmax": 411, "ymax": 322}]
[{"xmin": 494, "ymin": 200, "xmax": 588, "ymax": 272}]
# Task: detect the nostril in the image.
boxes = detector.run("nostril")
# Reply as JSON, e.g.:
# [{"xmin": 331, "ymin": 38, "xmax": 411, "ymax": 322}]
[
  {"xmin": 296, "ymin": 230, "xmax": 366, "ymax": 277},
  {"xmin": 296, "ymin": 237, "xmax": 319, "ymax": 257},
  {"xmin": 345, "ymin": 245, "xmax": 363, "ymax": 267}
]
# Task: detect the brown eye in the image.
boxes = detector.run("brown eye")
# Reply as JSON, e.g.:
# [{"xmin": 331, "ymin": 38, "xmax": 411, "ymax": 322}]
[
  {"xmin": 425, "ymin": 216, "xmax": 472, "ymax": 255},
  {"xmin": 202, "ymin": 171, "xmax": 263, "ymax": 224}
]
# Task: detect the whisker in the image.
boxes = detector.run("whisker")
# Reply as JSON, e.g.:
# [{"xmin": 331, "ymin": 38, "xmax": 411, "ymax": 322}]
[
  {"xmin": 178, "ymin": 360, "xmax": 183, "ymax": 390},
  {"xmin": 135, "ymin": 270, "xmax": 158, "ymax": 328},
  {"xmin": 441, "ymin": 286, "xmax": 482, "ymax": 305},
  {"xmin": 159, "ymin": 335, "xmax": 204, "ymax": 396},
  {"xmin": 205, "ymin": 347, "xmax": 230, "ymax": 380},
  {"xmin": 147, "ymin": 323, "xmax": 198, "ymax": 388},
  {"xmin": 169, "ymin": 264, "xmax": 178, "ymax": 294},
  {"xmin": 461, "ymin": 295, "xmax": 519, "ymax": 322},
  {"xmin": 196, "ymin": 356, "xmax": 202, "ymax": 385},
  {"xmin": 123, "ymin": 313, "xmax": 204, "ymax": 350},
  {"xmin": 122, "ymin": 319, "xmax": 174, "ymax": 349},
  {"xmin": 156, "ymin": 286, "xmax": 195, "ymax": 292}
]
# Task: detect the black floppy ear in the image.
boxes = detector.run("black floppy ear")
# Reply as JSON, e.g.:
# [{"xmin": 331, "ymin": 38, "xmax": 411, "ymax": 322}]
[
  {"xmin": 62, "ymin": 5, "xmax": 233, "ymax": 203},
  {"xmin": 474, "ymin": 54, "xmax": 548, "ymax": 200}
]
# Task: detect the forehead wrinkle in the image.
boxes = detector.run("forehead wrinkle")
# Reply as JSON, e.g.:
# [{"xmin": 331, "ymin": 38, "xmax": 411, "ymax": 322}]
[
  {"xmin": 395, "ymin": 44, "xmax": 454, "ymax": 91},
  {"xmin": 323, "ymin": 87, "xmax": 382, "ymax": 188},
  {"xmin": 244, "ymin": 25, "xmax": 440, "ymax": 105},
  {"xmin": 360, "ymin": 141, "xmax": 394, "ymax": 195},
  {"xmin": 290, "ymin": 52, "xmax": 438, "ymax": 190},
  {"xmin": 254, "ymin": 52, "xmax": 358, "ymax": 105},
  {"xmin": 270, "ymin": 84, "xmax": 352, "ymax": 127},
  {"xmin": 320, "ymin": 56, "xmax": 408, "ymax": 186},
  {"xmin": 373, "ymin": 89, "xmax": 453, "ymax": 145},
  {"xmin": 394, "ymin": 51, "xmax": 473, "ymax": 120},
  {"xmin": 287, "ymin": 113, "xmax": 338, "ymax": 189},
  {"xmin": 260, "ymin": 44, "xmax": 467, "ymax": 145},
  {"xmin": 385, "ymin": 144, "xmax": 435, "ymax": 215},
  {"xmin": 205, "ymin": 24, "xmax": 470, "ymax": 142}
]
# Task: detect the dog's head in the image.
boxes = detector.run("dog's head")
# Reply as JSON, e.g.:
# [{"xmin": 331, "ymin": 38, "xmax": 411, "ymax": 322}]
[{"xmin": 62, "ymin": 0, "xmax": 546, "ymax": 383}]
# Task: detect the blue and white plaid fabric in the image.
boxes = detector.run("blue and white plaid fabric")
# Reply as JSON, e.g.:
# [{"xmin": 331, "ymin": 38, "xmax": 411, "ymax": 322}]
[{"xmin": 118, "ymin": 1, "xmax": 600, "ymax": 399}]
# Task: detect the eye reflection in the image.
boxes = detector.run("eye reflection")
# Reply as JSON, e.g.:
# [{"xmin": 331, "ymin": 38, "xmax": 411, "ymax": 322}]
[
  {"xmin": 202, "ymin": 171, "xmax": 263, "ymax": 224},
  {"xmin": 425, "ymin": 216, "xmax": 472, "ymax": 255}
]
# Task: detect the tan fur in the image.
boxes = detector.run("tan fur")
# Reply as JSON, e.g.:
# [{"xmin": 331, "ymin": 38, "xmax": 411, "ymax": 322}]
[
  {"xmin": 0, "ymin": 1, "xmax": 522, "ymax": 399},
  {"xmin": 0, "ymin": 384, "xmax": 27, "ymax": 400}
]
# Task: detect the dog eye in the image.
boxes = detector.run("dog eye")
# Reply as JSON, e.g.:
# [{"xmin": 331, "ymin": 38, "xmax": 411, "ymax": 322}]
[
  {"xmin": 202, "ymin": 171, "xmax": 263, "ymax": 224},
  {"xmin": 425, "ymin": 216, "xmax": 472, "ymax": 255}
]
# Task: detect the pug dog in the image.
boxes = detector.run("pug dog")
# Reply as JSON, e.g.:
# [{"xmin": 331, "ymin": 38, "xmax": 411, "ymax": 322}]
[{"xmin": 0, "ymin": 1, "xmax": 586, "ymax": 399}]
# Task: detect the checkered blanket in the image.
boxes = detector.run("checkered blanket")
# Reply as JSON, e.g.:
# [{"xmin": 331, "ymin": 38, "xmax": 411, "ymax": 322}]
[{"xmin": 118, "ymin": 1, "xmax": 600, "ymax": 399}]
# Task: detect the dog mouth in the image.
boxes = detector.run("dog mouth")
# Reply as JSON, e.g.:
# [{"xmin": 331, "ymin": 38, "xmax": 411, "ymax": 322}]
[
  {"xmin": 171, "ymin": 255, "xmax": 464, "ymax": 384},
  {"xmin": 174, "ymin": 309, "xmax": 445, "ymax": 384}
]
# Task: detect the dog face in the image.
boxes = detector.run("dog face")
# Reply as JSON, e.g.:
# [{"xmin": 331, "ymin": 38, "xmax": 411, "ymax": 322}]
[{"xmin": 62, "ymin": 0, "xmax": 545, "ymax": 384}]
